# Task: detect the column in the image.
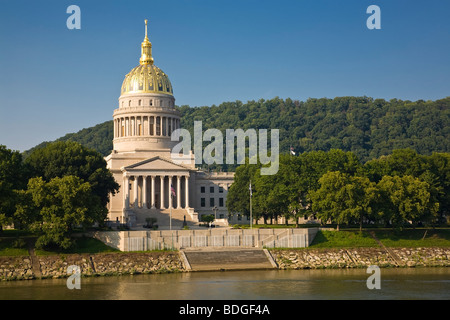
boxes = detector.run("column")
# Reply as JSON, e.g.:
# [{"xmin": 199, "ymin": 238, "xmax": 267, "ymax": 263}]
[
  {"xmin": 151, "ymin": 176, "xmax": 155, "ymax": 209},
  {"xmin": 177, "ymin": 175, "xmax": 181, "ymax": 209},
  {"xmin": 185, "ymin": 175, "xmax": 189, "ymax": 208},
  {"xmin": 133, "ymin": 176, "xmax": 138, "ymax": 207},
  {"xmin": 168, "ymin": 175, "xmax": 173, "ymax": 209},
  {"xmin": 123, "ymin": 175, "xmax": 130, "ymax": 209},
  {"xmin": 142, "ymin": 176, "xmax": 148, "ymax": 209},
  {"xmin": 160, "ymin": 175, "xmax": 165, "ymax": 209}
]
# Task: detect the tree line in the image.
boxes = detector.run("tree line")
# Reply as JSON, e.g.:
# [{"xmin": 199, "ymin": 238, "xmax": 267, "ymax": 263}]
[
  {"xmin": 0, "ymin": 142, "xmax": 119, "ymax": 250},
  {"xmin": 23, "ymin": 96, "xmax": 449, "ymax": 168},
  {"xmin": 226, "ymin": 149, "xmax": 449, "ymax": 230}
]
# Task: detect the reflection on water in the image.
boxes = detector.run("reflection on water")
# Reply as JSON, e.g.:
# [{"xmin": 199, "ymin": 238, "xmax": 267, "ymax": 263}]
[{"xmin": 0, "ymin": 268, "xmax": 449, "ymax": 300}]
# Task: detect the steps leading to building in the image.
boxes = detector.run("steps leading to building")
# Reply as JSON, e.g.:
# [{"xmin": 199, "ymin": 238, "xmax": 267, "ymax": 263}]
[
  {"xmin": 131, "ymin": 208, "xmax": 199, "ymax": 229},
  {"xmin": 182, "ymin": 248, "xmax": 275, "ymax": 271}
]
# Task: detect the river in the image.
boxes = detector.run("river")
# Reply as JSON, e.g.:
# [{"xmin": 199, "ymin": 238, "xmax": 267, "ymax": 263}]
[{"xmin": 0, "ymin": 267, "xmax": 449, "ymax": 300}]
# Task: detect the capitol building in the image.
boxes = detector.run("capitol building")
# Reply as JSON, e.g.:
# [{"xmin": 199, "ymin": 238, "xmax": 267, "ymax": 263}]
[{"xmin": 105, "ymin": 21, "xmax": 237, "ymax": 229}]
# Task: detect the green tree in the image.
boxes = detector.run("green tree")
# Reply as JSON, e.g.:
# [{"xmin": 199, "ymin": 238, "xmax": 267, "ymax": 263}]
[
  {"xmin": 376, "ymin": 175, "xmax": 438, "ymax": 228},
  {"xmin": 310, "ymin": 171, "xmax": 374, "ymax": 230},
  {"xmin": 21, "ymin": 176, "xmax": 104, "ymax": 249},
  {"xmin": 0, "ymin": 145, "xmax": 28, "ymax": 231},
  {"xmin": 25, "ymin": 141, "xmax": 119, "ymax": 208},
  {"xmin": 226, "ymin": 160, "xmax": 259, "ymax": 222}
]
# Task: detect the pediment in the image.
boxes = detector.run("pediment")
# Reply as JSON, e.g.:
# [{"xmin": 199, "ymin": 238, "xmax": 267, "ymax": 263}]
[{"xmin": 123, "ymin": 156, "xmax": 192, "ymax": 172}]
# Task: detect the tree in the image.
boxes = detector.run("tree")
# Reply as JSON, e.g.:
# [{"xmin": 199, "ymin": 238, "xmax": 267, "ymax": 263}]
[
  {"xmin": 0, "ymin": 145, "xmax": 28, "ymax": 231},
  {"xmin": 19, "ymin": 176, "xmax": 105, "ymax": 249},
  {"xmin": 25, "ymin": 141, "xmax": 119, "ymax": 208},
  {"xmin": 376, "ymin": 175, "xmax": 438, "ymax": 228},
  {"xmin": 226, "ymin": 160, "xmax": 259, "ymax": 222},
  {"xmin": 310, "ymin": 171, "xmax": 373, "ymax": 230}
]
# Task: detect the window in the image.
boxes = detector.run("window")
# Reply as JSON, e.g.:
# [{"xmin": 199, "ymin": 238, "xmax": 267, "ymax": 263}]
[
  {"xmin": 219, "ymin": 186, "xmax": 224, "ymax": 193},
  {"xmin": 128, "ymin": 100, "xmax": 131, "ymax": 107},
  {"xmin": 150, "ymin": 99, "xmax": 153, "ymax": 106},
  {"xmin": 200, "ymin": 186, "xmax": 205, "ymax": 193},
  {"xmin": 156, "ymin": 117, "xmax": 161, "ymax": 136},
  {"xmin": 138, "ymin": 99, "xmax": 142, "ymax": 106},
  {"xmin": 162, "ymin": 117, "xmax": 166, "ymax": 136},
  {"xmin": 168, "ymin": 117, "xmax": 172, "ymax": 136},
  {"xmin": 219, "ymin": 198, "xmax": 224, "ymax": 207},
  {"xmin": 150, "ymin": 117, "xmax": 154, "ymax": 135},
  {"xmin": 201, "ymin": 198, "xmax": 205, "ymax": 207},
  {"xmin": 210, "ymin": 198, "xmax": 215, "ymax": 207},
  {"xmin": 210, "ymin": 186, "xmax": 214, "ymax": 193}
]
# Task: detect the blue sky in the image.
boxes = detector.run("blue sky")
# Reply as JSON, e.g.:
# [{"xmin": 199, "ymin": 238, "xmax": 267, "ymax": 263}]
[{"xmin": 0, "ymin": 0, "xmax": 449, "ymax": 152}]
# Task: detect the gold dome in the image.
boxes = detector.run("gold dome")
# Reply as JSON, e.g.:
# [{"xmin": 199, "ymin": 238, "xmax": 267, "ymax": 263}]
[{"xmin": 121, "ymin": 20, "xmax": 173, "ymax": 96}]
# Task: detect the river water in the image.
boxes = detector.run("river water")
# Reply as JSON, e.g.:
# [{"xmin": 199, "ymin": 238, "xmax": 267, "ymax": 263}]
[{"xmin": 0, "ymin": 268, "xmax": 448, "ymax": 300}]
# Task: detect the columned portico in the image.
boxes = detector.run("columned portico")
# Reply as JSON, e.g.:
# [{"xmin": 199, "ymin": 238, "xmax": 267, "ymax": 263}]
[{"xmin": 122, "ymin": 162, "xmax": 192, "ymax": 213}]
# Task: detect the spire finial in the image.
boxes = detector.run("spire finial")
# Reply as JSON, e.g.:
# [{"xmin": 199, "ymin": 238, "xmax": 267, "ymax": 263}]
[
  {"xmin": 145, "ymin": 19, "xmax": 148, "ymax": 39},
  {"xmin": 140, "ymin": 19, "xmax": 153, "ymax": 65}
]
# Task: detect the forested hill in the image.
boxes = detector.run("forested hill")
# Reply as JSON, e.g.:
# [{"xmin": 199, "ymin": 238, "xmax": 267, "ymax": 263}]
[{"xmin": 23, "ymin": 96, "xmax": 450, "ymax": 164}]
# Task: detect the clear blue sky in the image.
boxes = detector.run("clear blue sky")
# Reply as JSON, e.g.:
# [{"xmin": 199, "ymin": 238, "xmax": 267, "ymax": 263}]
[{"xmin": 1, "ymin": 0, "xmax": 449, "ymax": 152}]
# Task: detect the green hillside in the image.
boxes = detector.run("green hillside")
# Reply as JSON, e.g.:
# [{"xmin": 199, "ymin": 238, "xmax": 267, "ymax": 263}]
[{"xmin": 23, "ymin": 96, "xmax": 450, "ymax": 166}]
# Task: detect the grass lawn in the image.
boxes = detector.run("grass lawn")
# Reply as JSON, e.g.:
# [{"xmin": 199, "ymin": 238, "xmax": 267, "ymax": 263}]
[
  {"xmin": 35, "ymin": 237, "xmax": 119, "ymax": 256},
  {"xmin": 372, "ymin": 228, "xmax": 450, "ymax": 248},
  {"xmin": 0, "ymin": 237, "xmax": 29, "ymax": 256},
  {"xmin": 308, "ymin": 228, "xmax": 450, "ymax": 249},
  {"xmin": 309, "ymin": 230, "xmax": 379, "ymax": 248}
]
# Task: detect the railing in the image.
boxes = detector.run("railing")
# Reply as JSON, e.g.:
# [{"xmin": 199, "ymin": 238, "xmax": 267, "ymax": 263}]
[{"xmin": 119, "ymin": 228, "xmax": 318, "ymax": 251}]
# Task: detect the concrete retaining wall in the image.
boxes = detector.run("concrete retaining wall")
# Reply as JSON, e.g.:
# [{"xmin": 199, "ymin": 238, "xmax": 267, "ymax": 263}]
[{"xmin": 91, "ymin": 228, "xmax": 319, "ymax": 251}]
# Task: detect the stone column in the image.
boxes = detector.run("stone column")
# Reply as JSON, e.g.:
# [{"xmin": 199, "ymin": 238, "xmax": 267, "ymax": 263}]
[
  {"xmin": 133, "ymin": 176, "xmax": 139, "ymax": 207},
  {"xmin": 177, "ymin": 175, "xmax": 181, "ymax": 209},
  {"xmin": 185, "ymin": 175, "xmax": 189, "ymax": 208},
  {"xmin": 168, "ymin": 176, "xmax": 173, "ymax": 209},
  {"xmin": 160, "ymin": 175, "xmax": 165, "ymax": 209},
  {"xmin": 151, "ymin": 176, "xmax": 155, "ymax": 209},
  {"xmin": 142, "ymin": 175, "xmax": 148, "ymax": 209},
  {"xmin": 123, "ymin": 174, "xmax": 130, "ymax": 209}
]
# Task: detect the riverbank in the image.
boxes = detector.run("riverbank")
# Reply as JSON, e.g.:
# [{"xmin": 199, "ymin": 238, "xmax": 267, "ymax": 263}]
[{"xmin": 1, "ymin": 247, "xmax": 449, "ymax": 281}]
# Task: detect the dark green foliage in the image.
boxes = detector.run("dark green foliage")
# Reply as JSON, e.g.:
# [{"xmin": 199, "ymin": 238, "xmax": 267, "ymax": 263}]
[
  {"xmin": 0, "ymin": 146, "xmax": 28, "ymax": 230},
  {"xmin": 24, "ymin": 141, "xmax": 119, "ymax": 208},
  {"xmin": 22, "ymin": 96, "xmax": 450, "ymax": 164}
]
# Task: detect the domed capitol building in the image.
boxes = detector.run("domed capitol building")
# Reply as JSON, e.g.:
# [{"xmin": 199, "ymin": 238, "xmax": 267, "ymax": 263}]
[{"xmin": 105, "ymin": 21, "xmax": 236, "ymax": 229}]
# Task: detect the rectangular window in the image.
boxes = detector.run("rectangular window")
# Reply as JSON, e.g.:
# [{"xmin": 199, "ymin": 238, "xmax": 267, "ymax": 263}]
[
  {"xmin": 162, "ymin": 117, "xmax": 166, "ymax": 136},
  {"xmin": 168, "ymin": 117, "xmax": 172, "ymax": 137},
  {"xmin": 210, "ymin": 198, "xmax": 215, "ymax": 207},
  {"xmin": 156, "ymin": 117, "xmax": 161, "ymax": 136},
  {"xmin": 219, "ymin": 186, "xmax": 224, "ymax": 193},
  {"xmin": 200, "ymin": 186, "xmax": 205, "ymax": 193},
  {"xmin": 219, "ymin": 198, "xmax": 224, "ymax": 207},
  {"xmin": 201, "ymin": 198, "xmax": 205, "ymax": 207},
  {"xmin": 210, "ymin": 186, "xmax": 214, "ymax": 193},
  {"xmin": 150, "ymin": 117, "xmax": 154, "ymax": 135}
]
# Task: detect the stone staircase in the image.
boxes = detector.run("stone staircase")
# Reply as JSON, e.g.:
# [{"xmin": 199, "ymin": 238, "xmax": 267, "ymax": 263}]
[
  {"xmin": 182, "ymin": 248, "xmax": 276, "ymax": 271},
  {"xmin": 131, "ymin": 207, "xmax": 199, "ymax": 230}
]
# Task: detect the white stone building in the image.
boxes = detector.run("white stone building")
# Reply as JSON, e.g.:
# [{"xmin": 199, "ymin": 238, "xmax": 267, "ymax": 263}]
[{"xmin": 105, "ymin": 21, "xmax": 238, "ymax": 229}]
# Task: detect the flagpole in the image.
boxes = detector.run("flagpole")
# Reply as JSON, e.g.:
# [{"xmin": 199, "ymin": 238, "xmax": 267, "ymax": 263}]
[{"xmin": 249, "ymin": 179, "xmax": 252, "ymax": 229}]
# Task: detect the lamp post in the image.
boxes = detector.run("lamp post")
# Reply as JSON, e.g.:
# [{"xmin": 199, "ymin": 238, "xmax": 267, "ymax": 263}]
[{"xmin": 212, "ymin": 206, "xmax": 218, "ymax": 221}]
